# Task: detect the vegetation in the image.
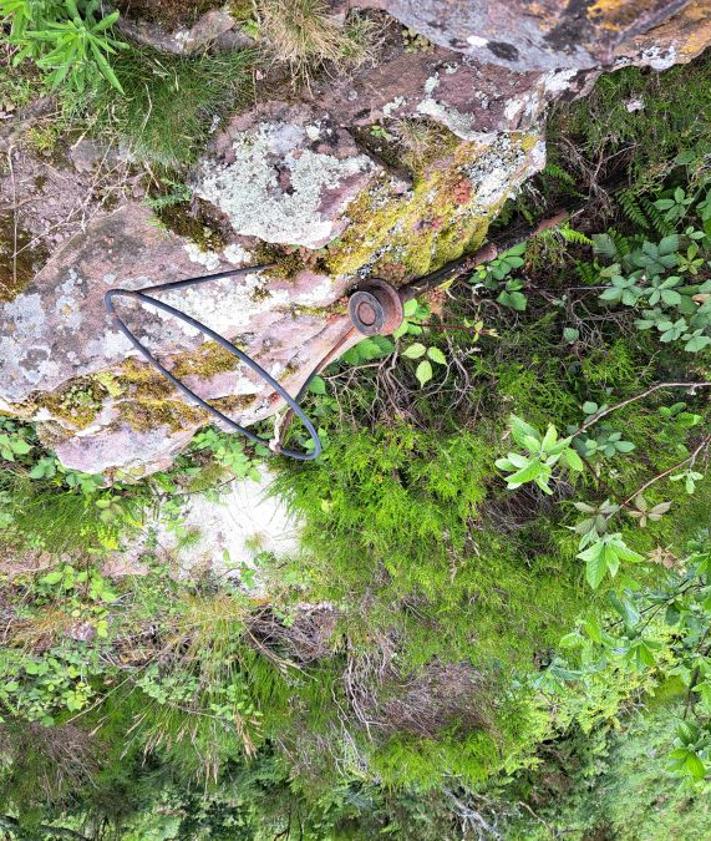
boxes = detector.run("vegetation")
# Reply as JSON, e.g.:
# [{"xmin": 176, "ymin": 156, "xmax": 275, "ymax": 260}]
[{"xmin": 1, "ymin": 4, "xmax": 711, "ymax": 838}]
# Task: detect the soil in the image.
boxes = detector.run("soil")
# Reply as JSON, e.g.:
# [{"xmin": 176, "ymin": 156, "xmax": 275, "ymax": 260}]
[{"xmin": 115, "ymin": 0, "xmax": 227, "ymax": 30}]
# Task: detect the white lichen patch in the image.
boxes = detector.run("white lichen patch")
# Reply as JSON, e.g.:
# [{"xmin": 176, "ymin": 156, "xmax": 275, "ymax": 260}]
[
  {"xmin": 195, "ymin": 121, "xmax": 377, "ymax": 249},
  {"xmin": 466, "ymin": 133, "xmax": 545, "ymax": 208},
  {"xmin": 184, "ymin": 241, "xmax": 221, "ymax": 271},
  {"xmin": 156, "ymin": 270, "xmax": 290, "ymax": 337},
  {"xmin": 467, "ymin": 35, "xmax": 489, "ymax": 48},
  {"xmin": 382, "ymin": 95, "xmax": 406, "ymax": 118},
  {"xmin": 223, "ymin": 242, "xmax": 250, "ymax": 265},
  {"xmin": 53, "ymin": 270, "xmax": 84, "ymax": 330},
  {"xmin": 164, "ymin": 471, "xmax": 303, "ymax": 590}
]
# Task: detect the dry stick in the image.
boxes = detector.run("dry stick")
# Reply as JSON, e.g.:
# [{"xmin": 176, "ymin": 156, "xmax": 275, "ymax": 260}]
[
  {"xmin": 577, "ymin": 380, "xmax": 711, "ymax": 435},
  {"xmin": 620, "ymin": 434, "xmax": 711, "ymax": 508}
]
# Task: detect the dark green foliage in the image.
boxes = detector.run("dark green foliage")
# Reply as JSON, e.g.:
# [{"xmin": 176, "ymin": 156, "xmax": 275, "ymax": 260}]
[
  {"xmin": 548, "ymin": 51, "xmax": 711, "ymax": 190},
  {"xmin": 501, "ymin": 703, "xmax": 711, "ymax": 840}
]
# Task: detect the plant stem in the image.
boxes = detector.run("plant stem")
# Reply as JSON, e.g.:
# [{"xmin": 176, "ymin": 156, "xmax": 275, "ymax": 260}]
[
  {"xmin": 620, "ymin": 435, "xmax": 711, "ymax": 507},
  {"xmin": 576, "ymin": 381, "xmax": 711, "ymax": 435}
]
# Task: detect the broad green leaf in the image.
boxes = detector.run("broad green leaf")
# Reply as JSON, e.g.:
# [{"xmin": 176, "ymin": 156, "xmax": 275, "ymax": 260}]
[
  {"xmin": 563, "ymin": 448, "xmax": 584, "ymax": 472},
  {"xmin": 427, "ymin": 347, "xmax": 447, "ymax": 365},
  {"xmin": 403, "ymin": 342, "xmax": 426, "ymax": 359},
  {"xmin": 506, "ymin": 460, "xmax": 544, "ymax": 487},
  {"xmin": 415, "ymin": 359, "xmax": 433, "ymax": 387},
  {"xmin": 308, "ymin": 376, "xmax": 327, "ymax": 395},
  {"xmin": 402, "ymin": 298, "xmax": 418, "ymax": 317},
  {"xmin": 510, "ymin": 415, "xmax": 540, "ymax": 448}
]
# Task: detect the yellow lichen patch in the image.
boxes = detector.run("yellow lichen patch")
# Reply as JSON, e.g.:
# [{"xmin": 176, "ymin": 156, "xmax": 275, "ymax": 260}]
[
  {"xmin": 171, "ymin": 342, "xmax": 240, "ymax": 379},
  {"xmin": 118, "ymin": 398, "xmax": 206, "ymax": 434},
  {"xmin": 587, "ymin": 0, "xmax": 637, "ymax": 32},
  {"xmin": 324, "ymin": 131, "xmax": 537, "ymax": 283},
  {"xmin": 35, "ymin": 377, "xmax": 107, "ymax": 430}
]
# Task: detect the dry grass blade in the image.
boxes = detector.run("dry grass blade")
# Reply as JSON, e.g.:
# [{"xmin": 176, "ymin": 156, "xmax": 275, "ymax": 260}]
[{"xmin": 257, "ymin": 0, "xmax": 374, "ymax": 87}]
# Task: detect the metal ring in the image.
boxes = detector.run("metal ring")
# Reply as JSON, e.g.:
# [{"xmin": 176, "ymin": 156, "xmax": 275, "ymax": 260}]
[{"xmin": 104, "ymin": 280, "xmax": 321, "ymax": 462}]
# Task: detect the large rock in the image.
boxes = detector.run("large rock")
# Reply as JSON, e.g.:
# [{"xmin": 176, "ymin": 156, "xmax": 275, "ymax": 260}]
[
  {"xmin": 3, "ymin": 1, "xmax": 711, "ymax": 477},
  {"xmin": 0, "ymin": 204, "xmax": 357, "ymax": 474},
  {"xmin": 194, "ymin": 103, "xmax": 381, "ymax": 249},
  {"xmin": 369, "ymin": 0, "xmax": 711, "ymax": 71}
]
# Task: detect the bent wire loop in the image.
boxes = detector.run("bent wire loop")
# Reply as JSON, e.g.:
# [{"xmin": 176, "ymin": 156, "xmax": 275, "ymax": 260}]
[{"xmin": 104, "ymin": 266, "xmax": 322, "ymax": 461}]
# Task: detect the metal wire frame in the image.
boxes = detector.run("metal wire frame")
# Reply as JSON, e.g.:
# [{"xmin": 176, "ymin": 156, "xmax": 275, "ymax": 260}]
[{"xmin": 104, "ymin": 265, "xmax": 321, "ymax": 461}]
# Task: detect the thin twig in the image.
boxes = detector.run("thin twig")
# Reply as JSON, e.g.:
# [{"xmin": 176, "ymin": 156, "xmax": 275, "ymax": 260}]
[
  {"xmin": 620, "ymin": 435, "xmax": 711, "ymax": 508},
  {"xmin": 577, "ymin": 381, "xmax": 711, "ymax": 434}
]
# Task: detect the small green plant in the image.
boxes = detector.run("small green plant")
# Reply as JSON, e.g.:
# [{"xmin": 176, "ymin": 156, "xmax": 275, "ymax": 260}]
[
  {"xmin": 0, "ymin": 421, "xmax": 32, "ymax": 461},
  {"xmin": 471, "ymin": 242, "xmax": 529, "ymax": 311},
  {"xmin": 1, "ymin": 0, "xmax": 128, "ymax": 93},
  {"xmin": 191, "ymin": 427, "xmax": 260, "ymax": 480},
  {"xmin": 495, "ymin": 415, "xmax": 584, "ymax": 494},
  {"xmin": 401, "ymin": 341, "xmax": 447, "ymax": 387}
]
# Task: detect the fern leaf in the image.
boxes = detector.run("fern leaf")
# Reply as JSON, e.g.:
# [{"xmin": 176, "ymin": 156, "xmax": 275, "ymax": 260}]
[{"xmin": 619, "ymin": 189, "xmax": 650, "ymax": 230}]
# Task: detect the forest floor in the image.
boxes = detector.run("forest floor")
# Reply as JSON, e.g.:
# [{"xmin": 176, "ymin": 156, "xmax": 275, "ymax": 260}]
[{"xmin": 0, "ymin": 4, "xmax": 711, "ymax": 841}]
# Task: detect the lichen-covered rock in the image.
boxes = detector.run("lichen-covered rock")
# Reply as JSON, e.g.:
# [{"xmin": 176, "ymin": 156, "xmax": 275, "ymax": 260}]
[
  {"xmin": 4, "ymin": 1, "xmax": 711, "ymax": 478},
  {"xmin": 371, "ymin": 0, "xmax": 710, "ymax": 71},
  {"xmin": 194, "ymin": 104, "xmax": 381, "ymax": 249},
  {"xmin": 0, "ymin": 203, "xmax": 358, "ymax": 474}
]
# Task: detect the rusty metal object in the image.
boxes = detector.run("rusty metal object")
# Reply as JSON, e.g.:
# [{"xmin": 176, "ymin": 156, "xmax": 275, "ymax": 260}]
[
  {"xmin": 346, "ymin": 207, "xmax": 572, "ymax": 338},
  {"xmin": 349, "ymin": 279, "xmax": 405, "ymax": 336},
  {"xmin": 103, "ymin": 208, "xmax": 571, "ymax": 459}
]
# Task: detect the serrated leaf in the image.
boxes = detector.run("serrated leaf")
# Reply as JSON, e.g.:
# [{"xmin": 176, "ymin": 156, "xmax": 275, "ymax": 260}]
[{"xmin": 427, "ymin": 346, "xmax": 447, "ymax": 365}]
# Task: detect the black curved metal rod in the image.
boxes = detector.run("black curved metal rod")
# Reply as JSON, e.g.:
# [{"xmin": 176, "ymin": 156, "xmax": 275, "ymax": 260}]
[{"xmin": 104, "ymin": 266, "xmax": 321, "ymax": 462}]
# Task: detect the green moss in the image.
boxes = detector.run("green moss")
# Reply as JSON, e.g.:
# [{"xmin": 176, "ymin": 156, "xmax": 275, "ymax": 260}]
[
  {"xmin": 169, "ymin": 343, "xmax": 240, "ymax": 379},
  {"xmin": 154, "ymin": 198, "xmax": 228, "ymax": 252},
  {"xmin": 0, "ymin": 214, "xmax": 48, "ymax": 303},
  {"xmin": 35, "ymin": 378, "xmax": 107, "ymax": 429},
  {"xmin": 118, "ymin": 398, "xmax": 205, "ymax": 433},
  {"xmin": 324, "ymin": 132, "xmax": 535, "ymax": 281}
]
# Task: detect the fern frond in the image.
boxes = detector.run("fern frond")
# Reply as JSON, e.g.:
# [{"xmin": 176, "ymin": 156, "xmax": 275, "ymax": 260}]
[
  {"xmin": 610, "ymin": 229, "xmax": 632, "ymax": 258},
  {"xmin": 618, "ymin": 189, "xmax": 650, "ymax": 230},
  {"xmin": 575, "ymin": 261, "xmax": 598, "ymax": 285},
  {"xmin": 543, "ymin": 162, "xmax": 576, "ymax": 188},
  {"xmin": 560, "ymin": 225, "xmax": 594, "ymax": 246},
  {"xmin": 641, "ymin": 197, "xmax": 674, "ymax": 236}
]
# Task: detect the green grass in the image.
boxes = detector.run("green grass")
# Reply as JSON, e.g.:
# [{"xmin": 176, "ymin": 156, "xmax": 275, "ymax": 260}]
[{"xmin": 83, "ymin": 46, "xmax": 256, "ymax": 169}]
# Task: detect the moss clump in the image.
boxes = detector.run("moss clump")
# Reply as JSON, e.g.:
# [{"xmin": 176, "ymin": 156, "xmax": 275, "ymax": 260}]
[
  {"xmin": 324, "ymin": 131, "xmax": 535, "ymax": 281},
  {"xmin": 0, "ymin": 214, "xmax": 48, "ymax": 302},
  {"xmin": 35, "ymin": 378, "xmax": 108, "ymax": 429},
  {"xmin": 170, "ymin": 343, "xmax": 240, "ymax": 379},
  {"xmin": 154, "ymin": 198, "xmax": 229, "ymax": 253},
  {"xmin": 118, "ymin": 398, "xmax": 205, "ymax": 433}
]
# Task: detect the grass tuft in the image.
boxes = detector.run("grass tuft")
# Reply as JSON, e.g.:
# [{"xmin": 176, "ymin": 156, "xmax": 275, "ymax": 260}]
[
  {"xmin": 83, "ymin": 46, "xmax": 256, "ymax": 169},
  {"xmin": 256, "ymin": 0, "xmax": 375, "ymax": 87}
]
